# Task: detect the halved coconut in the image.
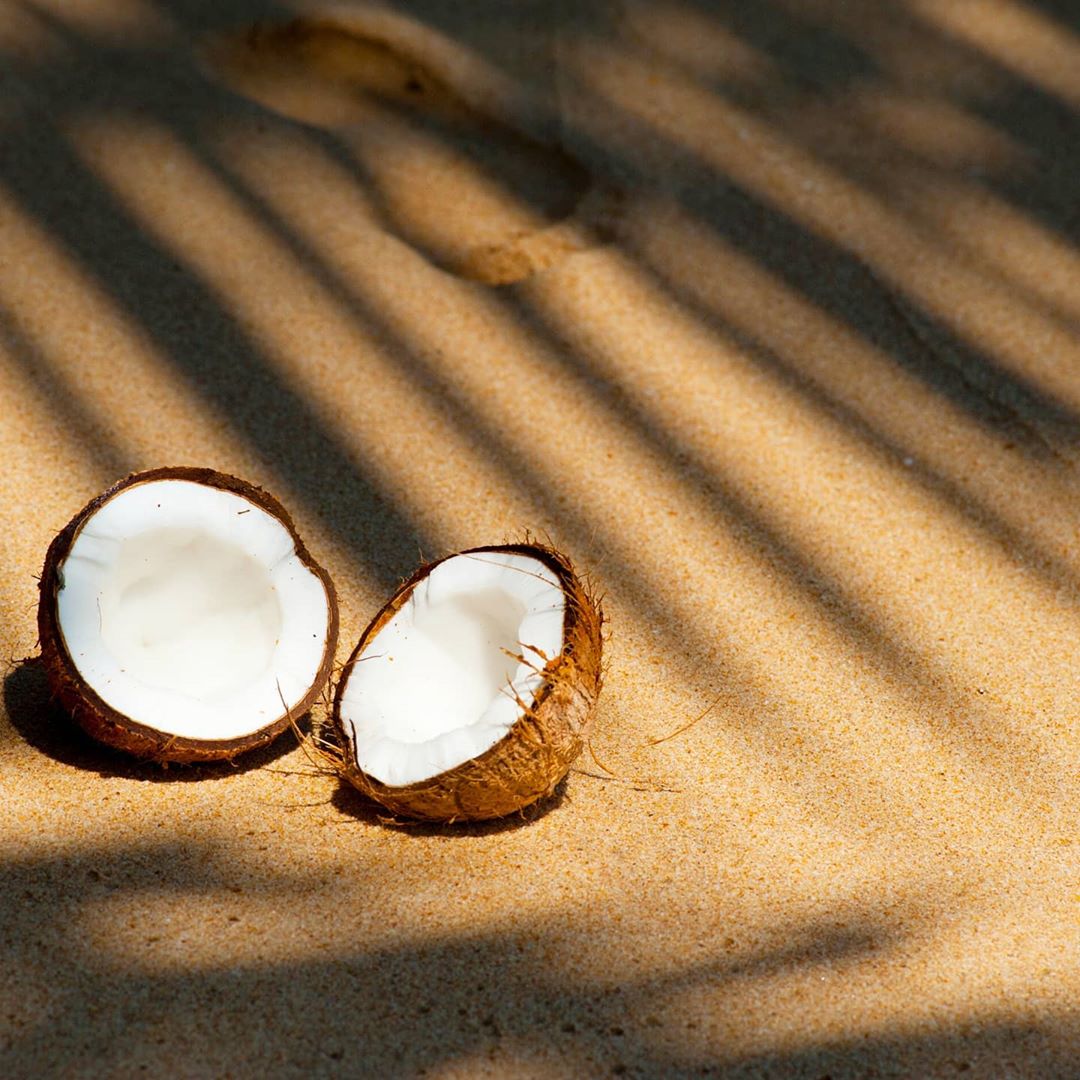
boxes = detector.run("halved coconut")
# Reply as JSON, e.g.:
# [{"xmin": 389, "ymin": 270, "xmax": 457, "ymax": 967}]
[
  {"xmin": 38, "ymin": 467, "xmax": 338, "ymax": 763},
  {"xmin": 330, "ymin": 543, "xmax": 603, "ymax": 821}
]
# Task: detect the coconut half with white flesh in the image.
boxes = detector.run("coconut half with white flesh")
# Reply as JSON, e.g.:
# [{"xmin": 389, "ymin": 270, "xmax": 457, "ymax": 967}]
[
  {"xmin": 331, "ymin": 544, "xmax": 603, "ymax": 821},
  {"xmin": 38, "ymin": 467, "xmax": 339, "ymax": 763}
]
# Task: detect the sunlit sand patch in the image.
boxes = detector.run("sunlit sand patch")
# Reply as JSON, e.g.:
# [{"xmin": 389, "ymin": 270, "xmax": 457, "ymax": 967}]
[
  {"xmin": 13, "ymin": 0, "xmax": 176, "ymax": 42},
  {"xmin": 620, "ymin": 0, "xmax": 778, "ymax": 87},
  {"xmin": 567, "ymin": 34, "xmax": 1080, "ymax": 428},
  {"xmin": 905, "ymin": 0, "xmax": 1080, "ymax": 111},
  {"xmin": 202, "ymin": 18, "xmax": 620, "ymax": 285},
  {"xmin": 859, "ymin": 164, "xmax": 1080, "ymax": 326},
  {"xmin": 844, "ymin": 87, "xmax": 1024, "ymax": 171},
  {"xmin": 0, "ymin": 180, "xmax": 247, "ymax": 469},
  {"xmin": 614, "ymin": 194, "xmax": 1080, "ymax": 555}
]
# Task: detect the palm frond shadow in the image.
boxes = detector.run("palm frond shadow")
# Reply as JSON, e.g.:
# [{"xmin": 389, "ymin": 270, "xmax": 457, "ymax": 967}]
[
  {"xmin": 1, "ymin": 3, "xmax": 1077, "ymax": 1074},
  {"xmin": 4, "ymin": 838, "xmax": 1075, "ymax": 1077}
]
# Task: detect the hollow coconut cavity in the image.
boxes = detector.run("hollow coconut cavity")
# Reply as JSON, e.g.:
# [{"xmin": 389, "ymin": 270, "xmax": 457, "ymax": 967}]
[
  {"xmin": 38, "ymin": 467, "xmax": 338, "ymax": 762},
  {"xmin": 330, "ymin": 544, "xmax": 603, "ymax": 821}
]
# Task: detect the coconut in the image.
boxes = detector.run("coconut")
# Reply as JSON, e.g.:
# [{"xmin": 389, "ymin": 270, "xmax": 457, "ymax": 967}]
[
  {"xmin": 37, "ymin": 467, "xmax": 338, "ymax": 763},
  {"xmin": 329, "ymin": 543, "xmax": 603, "ymax": 821}
]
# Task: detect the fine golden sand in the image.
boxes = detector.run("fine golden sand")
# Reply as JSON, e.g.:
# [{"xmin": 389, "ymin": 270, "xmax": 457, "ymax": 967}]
[{"xmin": 2, "ymin": 1, "xmax": 1079, "ymax": 1076}]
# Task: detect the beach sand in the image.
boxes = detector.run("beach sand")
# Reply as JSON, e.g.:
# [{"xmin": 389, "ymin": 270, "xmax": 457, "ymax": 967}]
[{"xmin": 2, "ymin": 1, "xmax": 1080, "ymax": 1075}]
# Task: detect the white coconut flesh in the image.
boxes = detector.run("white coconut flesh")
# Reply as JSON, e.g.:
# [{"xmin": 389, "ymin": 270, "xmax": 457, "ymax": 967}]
[
  {"xmin": 339, "ymin": 551, "xmax": 566, "ymax": 787},
  {"xmin": 55, "ymin": 480, "xmax": 331, "ymax": 742}
]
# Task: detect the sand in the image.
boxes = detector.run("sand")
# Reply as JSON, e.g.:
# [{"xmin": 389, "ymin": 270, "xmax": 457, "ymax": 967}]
[{"xmin": 2, "ymin": 0, "xmax": 1080, "ymax": 1076}]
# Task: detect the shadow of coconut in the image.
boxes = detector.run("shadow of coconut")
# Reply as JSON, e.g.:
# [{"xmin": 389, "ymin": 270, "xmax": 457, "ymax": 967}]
[
  {"xmin": 2, "ymin": 656, "xmax": 303, "ymax": 782},
  {"xmin": 328, "ymin": 767, "xmax": 570, "ymax": 835},
  {"xmin": 202, "ymin": 17, "xmax": 621, "ymax": 285}
]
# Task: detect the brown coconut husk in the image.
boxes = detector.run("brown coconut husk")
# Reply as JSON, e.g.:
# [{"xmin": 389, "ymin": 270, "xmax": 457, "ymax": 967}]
[
  {"xmin": 329, "ymin": 543, "xmax": 604, "ymax": 822},
  {"xmin": 37, "ymin": 466, "xmax": 339, "ymax": 764}
]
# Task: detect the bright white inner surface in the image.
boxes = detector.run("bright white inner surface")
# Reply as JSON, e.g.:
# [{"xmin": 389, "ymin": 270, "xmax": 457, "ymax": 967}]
[
  {"xmin": 56, "ymin": 480, "xmax": 330, "ymax": 741},
  {"xmin": 339, "ymin": 551, "xmax": 566, "ymax": 787}
]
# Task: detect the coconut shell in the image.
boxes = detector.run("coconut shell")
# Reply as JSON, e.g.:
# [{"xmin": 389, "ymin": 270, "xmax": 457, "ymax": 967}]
[
  {"xmin": 37, "ymin": 466, "xmax": 339, "ymax": 764},
  {"xmin": 330, "ymin": 543, "xmax": 604, "ymax": 821}
]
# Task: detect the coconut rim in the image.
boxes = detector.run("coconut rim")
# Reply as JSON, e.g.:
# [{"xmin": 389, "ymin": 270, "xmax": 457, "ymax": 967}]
[
  {"xmin": 330, "ymin": 541, "xmax": 599, "ymax": 799},
  {"xmin": 38, "ymin": 466, "xmax": 340, "ymax": 760}
]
